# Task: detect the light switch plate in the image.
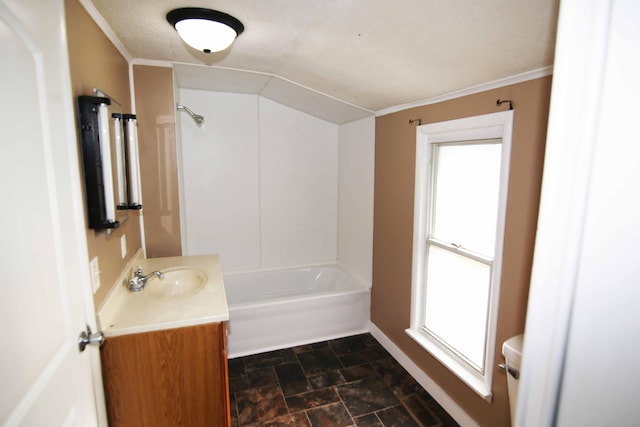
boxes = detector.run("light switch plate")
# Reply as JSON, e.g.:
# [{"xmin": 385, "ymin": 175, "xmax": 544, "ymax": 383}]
[
  {"xmin": 120, "ymin": 234, "xmax": 127, "ymax": 259},
  {"xmin": 90, "ymin": 256, "xmax": 100, "ymax": 293}
]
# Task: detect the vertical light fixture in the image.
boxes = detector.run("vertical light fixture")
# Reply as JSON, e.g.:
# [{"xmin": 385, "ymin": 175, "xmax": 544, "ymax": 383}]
[
  {"xmin": 124, "ymin": 115, "xmax": 142, "ymax": 208},
  {"xmin": 112, "ymin": 113, "xmax": 126, "ymax": 208},
  {"xmin": 167, "ymin": 8, "xmax": 244, "ymax": 53},
  {"xmin": 97, "ymin": 101, "xmax": 115, "ymax": 222}
]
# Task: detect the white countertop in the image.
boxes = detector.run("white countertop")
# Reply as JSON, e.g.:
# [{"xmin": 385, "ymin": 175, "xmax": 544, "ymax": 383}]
[{"xmin": 98, "ymin": 253, "xmax": 229, "ymax": 337}]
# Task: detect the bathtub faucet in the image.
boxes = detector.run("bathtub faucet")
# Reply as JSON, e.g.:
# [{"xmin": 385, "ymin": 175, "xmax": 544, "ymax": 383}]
[{"xmin": 128, "ymin": 267, "xmax": 164, "ymax": 292}]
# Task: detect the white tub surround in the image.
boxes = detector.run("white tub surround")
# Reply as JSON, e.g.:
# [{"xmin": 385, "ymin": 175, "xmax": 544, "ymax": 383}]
[
  {"xmin": 224, "ymin": 264, "xmax": 371, "ymax": 358},
  {"xmin": 338, "ymin": 117, "xmax": 375, "ymax": 287},
  {"xmin": 98, "ymin": 250, "xmax": 228, "ymax": 337},
  {"xmin": 177, "ymin": 90, "xmax": 340, "ymax": 271}
]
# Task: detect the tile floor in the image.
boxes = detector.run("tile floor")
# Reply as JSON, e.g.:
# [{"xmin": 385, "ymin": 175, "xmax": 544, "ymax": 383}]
[{"xmin": 228, "ymin": 333, "xmax": 460, "ymax": 427}]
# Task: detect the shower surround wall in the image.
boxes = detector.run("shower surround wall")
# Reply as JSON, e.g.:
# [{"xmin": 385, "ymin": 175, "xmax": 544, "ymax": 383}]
[{"xmin": 178, "ymin": 88, "xmax": 373, "ymax": 280}]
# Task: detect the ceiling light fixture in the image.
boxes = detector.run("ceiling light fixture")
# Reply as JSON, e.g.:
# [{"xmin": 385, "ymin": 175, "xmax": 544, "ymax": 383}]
[{"xmin": 166, "ymin": 8, "xmax": 244, "ymax": 54}]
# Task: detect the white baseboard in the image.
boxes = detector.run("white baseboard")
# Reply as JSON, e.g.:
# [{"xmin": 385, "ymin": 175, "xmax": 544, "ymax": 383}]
[{"xmin": 368, "ymin": 322, "xmax": 480, "ymax": 427}]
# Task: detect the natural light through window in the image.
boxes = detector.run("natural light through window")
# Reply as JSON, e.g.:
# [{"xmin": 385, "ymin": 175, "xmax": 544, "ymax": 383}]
[
  {"xmin": 432, "ymin": 142, "xmax": 502, "ymax": 256},
  {"xmin": 425, "ymin": 140, "xmax": 501, "ymax": 372},
  {"xmin": 407, "ymin": 111, "xmax": 513, "ymax": 399},
  {"xmin": 425, "ymin": 244, "xmax": 492, "ymax": 370}
]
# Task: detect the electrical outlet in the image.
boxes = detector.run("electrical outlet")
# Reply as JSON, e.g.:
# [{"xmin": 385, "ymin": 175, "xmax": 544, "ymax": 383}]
[
  {"xmin": 90, "ymin": 256, "xmax": 100, "ymax": 293},
  {"xmin": 120, "ymin": 234, "xmax": 127, "ymax": 259}
]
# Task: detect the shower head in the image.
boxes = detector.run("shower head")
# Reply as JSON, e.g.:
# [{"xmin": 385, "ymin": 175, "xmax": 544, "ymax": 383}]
[
  {"xmin": 177, "ymin": 104, "xmax": 204, "ymax": 126},
  {"xmin": 192, "ymin": 114, "xmax": 205, "ymax": 126}
]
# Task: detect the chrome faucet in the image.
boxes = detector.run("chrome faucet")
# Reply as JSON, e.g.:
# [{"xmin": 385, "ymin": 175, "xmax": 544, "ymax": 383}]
[{"xmin": 128, "ymin": 267, "xmax": 164, "ymax": 292}]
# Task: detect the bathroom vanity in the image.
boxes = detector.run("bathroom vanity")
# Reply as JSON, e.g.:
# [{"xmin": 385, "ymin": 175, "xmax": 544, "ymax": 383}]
[{"xmin": 97, "ymin": 252, "xmax": 230, "ymax": 427}]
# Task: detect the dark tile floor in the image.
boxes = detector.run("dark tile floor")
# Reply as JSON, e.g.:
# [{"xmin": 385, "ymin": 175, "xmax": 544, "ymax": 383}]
[{"xmin": 228, "ymin": 333, "xmax": 460, "ymax": 427}]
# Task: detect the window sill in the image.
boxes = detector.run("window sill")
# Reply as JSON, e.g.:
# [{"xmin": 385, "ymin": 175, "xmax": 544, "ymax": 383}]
[{"xmin": 405, "ymin": 328, "xmax": 493, "ymax": 401}]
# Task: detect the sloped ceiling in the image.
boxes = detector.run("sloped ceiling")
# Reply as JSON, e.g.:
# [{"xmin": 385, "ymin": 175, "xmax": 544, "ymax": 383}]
[{"xmin": 89, "ymin": 0, "xmax": 559, "ymax": 115}]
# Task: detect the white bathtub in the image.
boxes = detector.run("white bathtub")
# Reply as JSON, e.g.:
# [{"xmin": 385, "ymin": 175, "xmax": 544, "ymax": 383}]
[{"xmin": 224, "ymin": 264, "xmax": 371, "ymax": 358}]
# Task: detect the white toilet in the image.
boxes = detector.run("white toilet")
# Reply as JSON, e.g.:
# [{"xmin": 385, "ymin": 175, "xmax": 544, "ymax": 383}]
[{"xmin": 501, "ymin": 334, "xmax": 524, "ymax": 426}]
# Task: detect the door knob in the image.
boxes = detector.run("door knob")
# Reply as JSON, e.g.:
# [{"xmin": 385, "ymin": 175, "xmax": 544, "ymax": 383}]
[{"xmin": 78, "ymin": 325, "xmax": 105, "ymax": 352}]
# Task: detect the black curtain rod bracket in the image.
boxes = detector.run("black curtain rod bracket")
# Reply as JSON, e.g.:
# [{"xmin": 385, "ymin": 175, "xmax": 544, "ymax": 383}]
[{"xmin": 496, "ymin": 99, "xmax": 513, "ymax": 110}]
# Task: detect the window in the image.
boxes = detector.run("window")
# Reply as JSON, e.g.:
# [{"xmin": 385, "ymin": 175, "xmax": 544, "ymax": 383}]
[{"xmin": 406, "ymin": 111, "xmax": 513, "ymax": 399}]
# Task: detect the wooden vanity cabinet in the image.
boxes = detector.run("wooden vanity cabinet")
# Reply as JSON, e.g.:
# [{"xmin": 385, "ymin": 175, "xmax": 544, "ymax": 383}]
[{"xmin": 101, "ymin": 322, "xmax": 230, "ymax": 427}]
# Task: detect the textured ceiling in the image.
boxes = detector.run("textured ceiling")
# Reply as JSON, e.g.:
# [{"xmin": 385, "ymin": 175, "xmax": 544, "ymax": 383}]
[{"xmin": 90, "ymin": 0, "xmax": 559, "ymax": 112}]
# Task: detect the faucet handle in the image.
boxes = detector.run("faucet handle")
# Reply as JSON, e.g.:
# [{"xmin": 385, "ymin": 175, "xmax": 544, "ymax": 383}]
[{"xmin": 135, "ymin": 266, "xmax": 143, "ymax": 277}]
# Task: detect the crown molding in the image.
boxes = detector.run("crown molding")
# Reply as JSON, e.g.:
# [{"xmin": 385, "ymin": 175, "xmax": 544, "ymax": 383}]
[{"xmin": 376, "ymin": 66, "xmax": 553, "ymax": 117}]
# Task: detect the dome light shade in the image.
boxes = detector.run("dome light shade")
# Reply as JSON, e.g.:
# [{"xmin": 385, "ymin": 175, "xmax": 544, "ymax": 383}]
[
  {"xmin": 174, "ymin": 19, "xmax": 237, "ymax": 52},
  {"xmin": 167, "ymin": 8, "xmax": 244, "ymax": 53}
]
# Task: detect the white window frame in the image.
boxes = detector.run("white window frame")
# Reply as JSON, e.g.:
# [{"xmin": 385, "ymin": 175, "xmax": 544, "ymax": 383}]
[{"xmin": 406, "ymin": 110, "xmax": 514, "ymax": 400}]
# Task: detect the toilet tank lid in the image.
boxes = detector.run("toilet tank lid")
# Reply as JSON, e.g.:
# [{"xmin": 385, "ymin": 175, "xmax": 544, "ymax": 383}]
[{"xmin": 502, "ymin": 334, "xmax": 524, "ymax": 367}]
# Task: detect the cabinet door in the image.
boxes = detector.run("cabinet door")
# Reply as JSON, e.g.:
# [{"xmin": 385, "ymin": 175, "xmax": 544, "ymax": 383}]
[{"xmin": 101, "ymin": 322, "xmax": 230, "ymax": 427}]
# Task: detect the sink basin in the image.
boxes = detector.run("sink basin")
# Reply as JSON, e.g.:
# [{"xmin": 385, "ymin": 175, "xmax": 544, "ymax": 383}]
[{"xmin": 145, "ymin": 268, "xmax": 207, "ymax": 298}]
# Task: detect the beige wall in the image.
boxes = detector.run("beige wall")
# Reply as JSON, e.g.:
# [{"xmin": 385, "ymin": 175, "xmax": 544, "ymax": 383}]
[
  {"xmin": 372, "ymin": 76, "xmax": 552, "ymax": 426},
  {"xmin": 132, "ymin": 65, "xmax": 182, "ymax": 258},
  {"xmin": 66, "ymin": 0, "xmax": 142, "ymax": 307}
]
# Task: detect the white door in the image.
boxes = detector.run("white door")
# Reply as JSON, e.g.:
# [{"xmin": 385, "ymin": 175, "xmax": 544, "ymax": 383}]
[
  {"xmin": 518, "ymin": 0, "xmax": 640, "ymax": 425},
  {"xmin": 0, "ymin": 0, "xmax": 105, "ymax": 426}
]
